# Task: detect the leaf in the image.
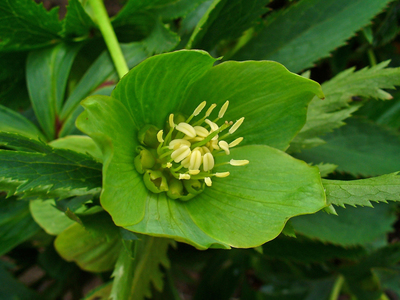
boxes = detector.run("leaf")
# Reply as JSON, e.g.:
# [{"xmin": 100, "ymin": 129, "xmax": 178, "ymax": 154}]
[
  {"xmin": 27, "ymin": 43, "xmax": 81, "ymax": 140},
  {"xmin": 186, "ymin": 0, "xmax": 270, "ymax": 50},
  {"xmin": 262, "ymin": 236, "xmax": 366, "ymax": 263},
  {"xmin": 29, "ymin": 199, "xmax": 75, "ymax": 235},
  {"xmin": 83, "ymin": 282, "xmax": 113, "ymax": 300},
  {"xmin": 0, "ymin": 0, "xmax": 62, "ymax": 52},
  {"xmin": 0, "ymin": 132, "xmax": 102, "ymax": 199},
  {"xmin": 152, "ymin": 0, "xmax": 210, "ymax": 20},
  {"xmin": 296, "ymin": 118, "xmax": 400, "ymax": 177},
  {"xmin": 59, "ymin": 42, "xmax": 148, "ymax": 131},
  {"xmin": 61, "ymin": 0, "xmax": 96, "ymax": 38},
  {"xmin": 323, "ymin": 173, "xmax": 400, "ymax": 208},
  {"xmin": 0, "ymin": 196, "xmax": 40, "ymax": 256},
  {"xmin": 233, "ymin": 0, "xmax": 393, "ymax": 72},
  {"xmin": 77, "ymin": 50, "xmax": 325, "ymax": 249},
  {"xmin": 54, "ymin": 212, "xmax": 122, "ymax": 272},
  {"xmin": 0, "ymin": 105, "xmax": 46, "ymax": 140},
  {"xmin": 290, "ymin": 61, "xmax": 400, "ymax": 153},
  {"xmin": 291, "ymin": 203, "xmax": 396, "ymax": 246},
  {"xmin": 49, "ymin": 135, "xmax": 102, "ymax": 162}
]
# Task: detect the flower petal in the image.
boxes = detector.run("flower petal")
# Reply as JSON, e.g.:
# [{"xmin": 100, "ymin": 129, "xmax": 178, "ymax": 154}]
[
  {"xmin": 111, "ymin": 50, "xmax": 217, "ymax": 130},
  {"xmin": 185, "ymin": 145, "xmax": 326, "ymax": 248},
  {"xmin": 182, "ymin": 61, "xmax": 324, "ymax": 151}
]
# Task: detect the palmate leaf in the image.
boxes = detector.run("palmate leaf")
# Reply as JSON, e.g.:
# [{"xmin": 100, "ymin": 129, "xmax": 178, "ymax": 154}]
[
  {"xmin": 186, "ymin": 0, "xmax": 270, "ymax": 50},
  {"xmin": 0, "ymin": 132, "xmax": 101, "ymax": 199},
  {"xmin": 296, "ymin": 118, "xmax": 400, "ymax": 176},
  {"xmin": 323, "ymin": 172, "xmax": 400, "ymax": 208},
  {"xmin": 110, "ymin": 237, "xmax": 174, "ymax": 300},
  {"xmin": 290, "ymin": 61, "xmax": 400, "ymax": 153},
  {"xmin": 233, "ymin": 0, "xmax": 393, "ymax": 73},
  {"xmin": 0, "ymin": 0, "xmax": 62, "ymax": 52}
]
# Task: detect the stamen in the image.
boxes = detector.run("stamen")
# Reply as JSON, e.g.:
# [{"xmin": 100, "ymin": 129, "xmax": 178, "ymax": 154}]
[
  {"xmin": 211, "ymin": 140, "xmax": 220, "ymax": 150},
  {"xmin": 229, "ymin": 117, "xmax": 244, "ymax": 134},
  {"xmin": 169, "ymin": 114, "xmax": 175, "ymax": 128},
  {"xmin": 171, "ymin": 145, "xmax": 191, "ymax": 163},
  {"xmin": 218, "ymin": 141, "xmax": 230, "ymax": 155},
  {"xmin": 176, "ymin": 122, "xmax": 196, "ymax": 138},
  {"xmin": 203, "ymin": 153, "xmax": 215, "ymax": 171},
  {"xmin": 189, "ymin": 170, "xmax": 200, "ymax": 175},
  {"xmin": 189, "ymin": 149, "xmax": 202, "ymax": 170},
  {"xmin": 218, "ymin": 101, "xmax": 229, "ymax": 119},
  {"xmin": 205, "ymin": 104, "xmax": 217, "ymax": 117},
  {"xmin": 194, "ymin": 126, "xmax": 209, "ymax": 137},
  {"xmin": 229, "ymin": 159, "xmax": 249, "ymax": 166},
  {"xmin": 193, "ymin": 101, "xmax": 207, "ymax": 116},
  {"xmin": 205, "ymin": 119, "xmax": 219, "ymax": 132},
  {"xmin": 169, "ymin": 139, "xmax": 191, "ymax": 150},
  {"xmin": 179, "ymin": 174, "xmax": 191, "ymax": 180},
  {"xmin": 157, "ymin": 130, "xmax": 164, "ymax": 143},
  {"xmin": 215, "ymin": 172, "xmax": 230, "ymax": 178},
  {"xmin": 229, "ymin": 137, "xmax": 243, "ymax": 148},
  {"xmin": 205, "ymin": 177, "xmax": 212, "ymax": 186},
  {"xmin": 181, "ymin": 156, "xmax": 191, "ymax": 168},
  {"xmin": 166, "ymin": 162, "xmax": 172, "ymax": 168},
  {"xmin": 202, "ymin": 146, "xmax": 211, "ymax": 154}
]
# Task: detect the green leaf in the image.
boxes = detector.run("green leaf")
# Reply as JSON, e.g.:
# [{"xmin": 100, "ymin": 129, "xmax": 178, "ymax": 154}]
[
  {"xmin": 29, "ymin": 199, "xmax": 75, "ymax": 235},
  {"xmin": 110, "ymin": 237, "xmax": 174, "ymax": 300},
  {"xmin": 152, "ymin": 0, "xmax": 210, "ymax": 20},
  {"xmin": 291, "ymin": 203, "xmax": 396, "ymax": 246},
  {"xmin": 77, "ymin": 50, "xmax": 325, "ymax": 249},
  {"xmin": 181, "ymin": 60, "xmax": 324, "ymax": 151},
  {"xmin": 372, "ymin": 267, "xmax": 400, "ymax": 298},
  {"xmin": 27, "ymin": 43, "xmax": 81, "ymax": 140},
  {"xmin": 61, "ymin": 0, "xmax": 96, "ymax": 38},
  {"xmin": 186, "ymin": 0, "xmax": 269, "ymax": 50},
  {"xmin": 0, "ymin": 105, "xmax": 46, "ymax": 140},
  {"xmin": 262, "ymin": 236, "xmax": 366, "ymax": 263},
  {"xmin": 0, "ymin": 0, "xmax": 62, "ymax": 51},
  {"xmin": 0, "ymin": 132, "xmax": 102, "ymax": 199},
  {"xmin": 49, "ymin": 135, "xmax": 102, "ymax": 162},
  {"xmin": 83, "ymin": 282, "xmax": 113, "ymax": 300},
  {"xmin": 296, "ymin": 118, "xmax": 400, "ymax": 177},
  {"xmin": 54, "ymin": 212, "xmax": 122, "ymax": 272},
  {"xmin": 290, "ymin": 61, "xmax": 400, "ymax": 152},
  {"xmin": 0, "ymin": 196, "xmax": 40, "ymax": 256},
  {"xmin": 233, "ymin": 0, "xmax": 393, "ymax": 72},
  {"xmin": 59, "ymin": 42, "xmax": 148, "ymax": 129},
  {"xmin": 323, "ymin": 173, "xmax": 400, "ymax": 208}
]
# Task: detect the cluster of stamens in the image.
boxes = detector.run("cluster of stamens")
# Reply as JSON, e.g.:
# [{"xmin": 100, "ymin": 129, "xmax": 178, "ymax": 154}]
[{"xmin": 135, "ymin": 101, "xmax": 249, "ymax": 201}]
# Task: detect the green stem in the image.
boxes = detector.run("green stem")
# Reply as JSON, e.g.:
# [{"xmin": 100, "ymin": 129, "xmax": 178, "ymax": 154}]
[
  {"xmin": 329, "ymin": 275, "xmax": 345, "ymax": 300},
  {"xmin": 367, "ymin": 48, "xmax": 377, "ymax": 67},
  {"xmin": 88, "ymin": 0, "xmax": 129, "ymax": 79}
]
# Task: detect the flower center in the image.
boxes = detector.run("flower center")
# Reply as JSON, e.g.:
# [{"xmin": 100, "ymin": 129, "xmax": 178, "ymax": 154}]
[{"xmin": 134, "ymin": 101, "xmax": 249, "ymax": 201}]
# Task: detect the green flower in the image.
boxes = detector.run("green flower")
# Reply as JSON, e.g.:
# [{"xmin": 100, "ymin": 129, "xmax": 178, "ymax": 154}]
[{"xmin": 76, "ymin": 50, "xmax": 326, "ymax": 249}]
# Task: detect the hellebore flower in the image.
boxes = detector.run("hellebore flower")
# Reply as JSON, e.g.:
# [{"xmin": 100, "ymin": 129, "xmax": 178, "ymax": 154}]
[{"xmin": 76, "ymin": 50, "xmax": 326, "ymax": 250}]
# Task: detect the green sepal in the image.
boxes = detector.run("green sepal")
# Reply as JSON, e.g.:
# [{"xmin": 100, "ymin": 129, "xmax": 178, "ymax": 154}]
[
  {"xmin": 183, "ymin": 179, "xmax": 204, "ymax": 195},
  {"xmin": 138, "ymin": 124, "xmax": 160, "ymax": 148},
  {"xmin": 143, "ymin": 170, "xmax": 169, "ymax": 193}
]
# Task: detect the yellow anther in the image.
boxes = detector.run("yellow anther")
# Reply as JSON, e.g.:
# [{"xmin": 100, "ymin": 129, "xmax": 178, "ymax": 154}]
[
  {"xmin": 229, "ymin": 159, "xmax": 249, "ymax": 166},
  {"xmin": 193, "ymin": 101, "xmax": 207, "ymax": 116},
  {"xmin": 229, "ymin": 137, "xmax": 243, "ymax": 148},
  {"xmin": 166, "ymin": 162, "xmax": 172, "ymax": 168},
  {"xmin": 218, "ymin": 101, "xmax": 229, "ymax": 119},
  {"xmin": 201, "ymin": 146, "xmax": 211, "ymax": 154},
  {"xmin": 179, "ymin": 174, "xmax": 191, "ymax": 180},
  {"xmin": 229, "ymin": 117, "xmax": 245, "ymax": 134},
  {"xmin": 203, "ymin": 153, "xmax": 215, "ymax": 171},
  {"xmin": 205, "ymin": 177, "xmax": 212, "ymax": 186},
  {"xmin": 176, "ymin": 122, "xmax": 196, "ymax": 138},
  {"xmin": 189, "ymin": 149, "xmax": 202, "ymax": 170},
  {"xmin": 189, "ymin": 169, "xmax": 200, "ymax": 175},
  {"xmin": 169, "ymin": 114, "xmax": 175, "ymax": 128},
  {"xmin": 205, "ymin": 104, "xmax": 217, "ymax": 117},
  {"xmin": 211, "ymin": 139, "xmax": 220, "ymax": 150},
  {"xmin": 157, "ymin": 130, "xmax": 164, "ymax": 143},
  {"xmin": 215, "ymin": 172, "xmax": 230, "ymax": 178},
  {"xmin": 181, "ymin": 156, "xmax": 191, "ymax": 168},
  {"xmin": 194, "ymin": 126, "xmax": 209, "ymax": 137},
  {"xmin": 218, "ymin": 141, "xmax": 230, "ymax": 155},
  {"xmin": 169, "ymin": 139, "xmax": 191, "ymax": 150},
  {"xmin": 171, "ymin": 145, "xmax": 191, "ymax": 163},
  {"xmin": 188, "ymin": 136, "xmax": 204, "ymax": 142},
  {"xmin": 205, "ymin": 119, "xmax": 219, "ymax": 132}
]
